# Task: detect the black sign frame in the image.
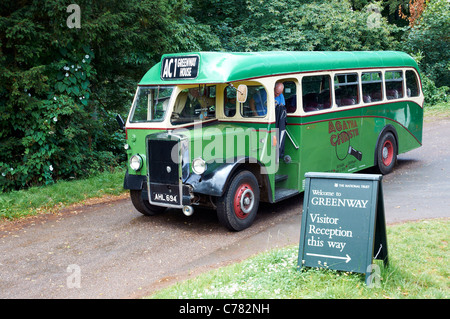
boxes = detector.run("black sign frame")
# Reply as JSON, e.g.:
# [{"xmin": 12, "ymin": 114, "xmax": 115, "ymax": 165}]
[
  {"xmin": 298, "ymin": 172, "xmax": 388, "ymax": 285},
  {"xmin": 160, "ymin": 55, "xmax": 200, "ymax": 80}
]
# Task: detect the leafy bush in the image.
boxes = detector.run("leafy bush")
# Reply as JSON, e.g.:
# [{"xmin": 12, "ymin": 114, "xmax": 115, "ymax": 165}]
[
  {"xmin": 421, "ymin": 75, "xmax": 449, "ymax": 106},
  {"xmin": 0, "ymin": 0, "xmax": 219, "ymax": 192},
  {"xmin": 0, "ymin": 35, "xmax": 124, "ymax": 191}
]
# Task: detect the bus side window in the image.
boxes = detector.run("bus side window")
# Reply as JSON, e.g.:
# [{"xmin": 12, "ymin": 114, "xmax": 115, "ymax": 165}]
[
  {"xmin": 282, "ymin": 81, "xmax": 297, "ymax": 113},
  {"xmin": 245, "ymin": 86, "xmax": 267, "ymax": 117},
  {"xmin": 301, "ymin": 75, "xmax": 332, "ymax": 112},
  {"xmin": 406, "ymin": 70, "xmax": 420, "ymax": 97},
  {"xmin": 334, "ymin": 73, "xmax": 359, "ymax": 107},
  {"xmin": 224, "ymin": 86, "xmax": 236, "ymax": 117},
  {"xmin": 385, "ymin": 71, "xmax": 404, "ymax": 100},
  {"xmin": 207, "ymin": 86, "xmax": 216, "ymax": 118},
  {"xmin": 362, "ymin": 71, "xmax": 383, "ymax": 103}
]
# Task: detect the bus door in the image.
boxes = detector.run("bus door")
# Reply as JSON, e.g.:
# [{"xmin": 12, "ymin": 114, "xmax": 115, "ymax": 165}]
[{"xmin": 276, "ymin": 80, "xmax": 301, "ymax": 193}]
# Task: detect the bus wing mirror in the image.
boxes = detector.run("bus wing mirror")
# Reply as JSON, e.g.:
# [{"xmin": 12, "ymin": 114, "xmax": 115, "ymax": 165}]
[
  {"xmin": 116, "ymin": 114, "xmax": 125, "ymax": 131},
  {"xmin": 237, "ymin": 84, "xmax": 248, "ymax": 103}
]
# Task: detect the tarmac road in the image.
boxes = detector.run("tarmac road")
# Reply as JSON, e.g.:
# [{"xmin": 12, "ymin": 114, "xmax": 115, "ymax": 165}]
[{"xmin": 0, "ymin": 117, "xmax": 449, "ymax": 299}]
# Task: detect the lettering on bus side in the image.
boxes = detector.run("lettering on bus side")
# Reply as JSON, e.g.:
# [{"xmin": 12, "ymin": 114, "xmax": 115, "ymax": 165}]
[{"xmin": 328, "ymin": 120, "xmax": 363, "ymax": 162}]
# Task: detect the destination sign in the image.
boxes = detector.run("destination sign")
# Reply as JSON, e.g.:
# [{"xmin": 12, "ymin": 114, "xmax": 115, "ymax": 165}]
[
  {"xmin": 298, "ymin": 172, "xmax": 388, "ymax": 285},
  {"xmin": 161, "ymin": 55, "xmax": 199, "ymax": 80}
]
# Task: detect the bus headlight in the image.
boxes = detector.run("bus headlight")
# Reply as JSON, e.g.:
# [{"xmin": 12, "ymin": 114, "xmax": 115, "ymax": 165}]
[
  {"xmin": 192, "ymin": 157, "xmax": 207, "ymax": 175},
  {"xmin": 129, "ymin": 154, "xmax": 143, "ymax": 171}
]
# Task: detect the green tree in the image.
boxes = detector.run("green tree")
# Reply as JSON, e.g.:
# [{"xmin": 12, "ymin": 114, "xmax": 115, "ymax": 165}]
[
  {"xmin": 404, "ymin": 0, "xmax": 450, "ymax": 87},
  {"xmin": 0, "ymin": 0, "xmax": 219, "ymax": 191},
  {"xmin": 201, "ymin": 0, "xmax": 399, "ymax": 52},
  {"xmin": 189, "ymin": 0, "xmax": 248, "ymax": 51}
]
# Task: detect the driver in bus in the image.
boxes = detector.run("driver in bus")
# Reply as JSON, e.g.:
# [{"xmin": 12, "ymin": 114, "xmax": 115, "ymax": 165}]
[{"xmin": 173, "ymin": 87, "xmax": 214, "ymax": 119}]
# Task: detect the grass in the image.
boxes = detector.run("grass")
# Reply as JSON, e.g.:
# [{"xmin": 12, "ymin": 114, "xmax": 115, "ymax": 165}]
[
  {"xmin": 424, "ymin": 101, "xmax": 450, "ymax": 118},
  {"xmin": 0, "ymin": 168, "xmax": 127, "ymax": 221},
  {"xmin": 149, "ymin": 219, "xmax": 449, "ymax": 299}
]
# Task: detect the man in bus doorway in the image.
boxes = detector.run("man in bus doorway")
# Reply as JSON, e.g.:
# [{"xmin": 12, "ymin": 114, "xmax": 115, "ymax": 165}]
[
  {"xmin": 274, "ymin": 83, "xmax": 287, "ymax": 159},
  {"xmin": 249, "ymin": 82, "xmax": 287, "ymax": 159}
]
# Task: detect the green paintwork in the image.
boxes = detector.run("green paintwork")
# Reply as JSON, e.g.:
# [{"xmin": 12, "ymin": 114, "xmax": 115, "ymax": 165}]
[
  {"xmin": 127, "ymin": 122, "xmax": 280, "ymax": 198},
  {"xmin": 139, "ymin": 51, "xmax": 420, "ymax": 85},
  {"xmin": 126, "ymin": 99, "xmax": 423, "ymax": 201},
  {"xmin": 290, "ymin": 100, "xmax": 423, "ymax": 191}
]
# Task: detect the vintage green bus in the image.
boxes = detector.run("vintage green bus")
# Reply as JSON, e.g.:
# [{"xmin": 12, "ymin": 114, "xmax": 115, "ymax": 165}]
[{"xmin": 122, "ymin": 51, "xmax": 423, "ymax": 231}]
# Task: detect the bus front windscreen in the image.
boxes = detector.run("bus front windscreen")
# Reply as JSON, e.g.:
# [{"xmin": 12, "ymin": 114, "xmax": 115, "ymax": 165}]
[{"xmin": 130, "ymin": 86, "xmax": 173, "ymax": 123}]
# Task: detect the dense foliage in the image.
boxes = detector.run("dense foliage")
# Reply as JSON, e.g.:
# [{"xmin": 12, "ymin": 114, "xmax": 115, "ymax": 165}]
[
  {"xmin": 192, "ymin": 0, "xmax": 400, "ymax": 52},
  {"xmin": 0, "ymin": 0, "xmax": 218, "ymax": 191},
  {"xmin": 0, "ymin": 0, "xmax": 448, "ymax": 191},
  {"xmin": 403, "ymin": 0, "xmax": 449, "ymax": 88}
]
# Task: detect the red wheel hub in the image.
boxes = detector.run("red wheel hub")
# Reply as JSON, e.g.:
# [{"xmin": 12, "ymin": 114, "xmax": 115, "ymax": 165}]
[
  {"xmin": 382, "ymin": 140, "xmax": 394, "ymax": 166},
  {"xmin": 233, "ymin": 183, "xmax": 255, "ymax": 219}
]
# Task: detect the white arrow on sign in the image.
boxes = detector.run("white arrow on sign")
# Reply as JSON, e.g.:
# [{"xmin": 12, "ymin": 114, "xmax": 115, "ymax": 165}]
[{"xmin": 306, "ymin": 253, "xmax": 351, "ymax": 263}]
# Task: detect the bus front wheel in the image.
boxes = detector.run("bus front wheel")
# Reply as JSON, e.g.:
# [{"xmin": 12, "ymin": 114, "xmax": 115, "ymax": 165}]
[
  {"xmin": 130, "ymin": 189, "xmax": 165, "ymax": 216},
  {"xmin": 376, "ymin": 132, "xmax": 397, "ymax": 175},
  {"xmin": 216, "ymin": 170, "xmax": 260, "ymax": 231}
]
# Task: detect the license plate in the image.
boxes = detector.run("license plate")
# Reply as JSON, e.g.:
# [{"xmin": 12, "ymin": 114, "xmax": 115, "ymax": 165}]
[
  {"xmin": 150, "ymin": 183, "xmax": 180, "ymax": 205},
  {"xmin": 153, "ymin": 192, "xmax": 178, "ymax": 203}
]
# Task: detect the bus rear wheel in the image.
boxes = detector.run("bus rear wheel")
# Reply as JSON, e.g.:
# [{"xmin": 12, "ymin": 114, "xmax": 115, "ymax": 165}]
[
  {"xmin": 216, "ymin": 170, "xmax": 260, "ymax": 231},
  {"xmin": 130, "ymin": 189, "xmax": 165, "ymax": 216},
  {"xmin": 376, "ymin": 132, "xmax": 397, "ymax": 175}
]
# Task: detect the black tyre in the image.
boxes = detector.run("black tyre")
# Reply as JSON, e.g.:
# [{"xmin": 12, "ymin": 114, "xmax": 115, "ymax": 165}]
[
  {"xmin": 216, "ymin": 170, "xmax": 260, "ymax": 231},
  {"xmin": 130, "ymin": 189, "xmax": 165, "ymax": 216},
  {"xmin": 376, "ymin": 132, "xmax": 397, "ymax": 175}
]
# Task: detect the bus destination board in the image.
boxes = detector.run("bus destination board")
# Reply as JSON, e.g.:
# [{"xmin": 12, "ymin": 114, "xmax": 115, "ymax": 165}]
[{"xmin": 161, "ymin": 55, "xmax": 199, "ymax": 80}]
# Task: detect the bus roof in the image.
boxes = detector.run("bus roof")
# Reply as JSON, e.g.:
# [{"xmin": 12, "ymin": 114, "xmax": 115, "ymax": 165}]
[{"xmin": 139, "ymin": 51, "xmax": 419, "ymax": 85}]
